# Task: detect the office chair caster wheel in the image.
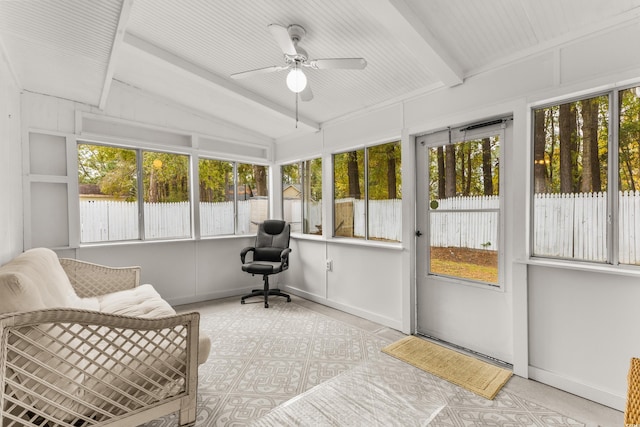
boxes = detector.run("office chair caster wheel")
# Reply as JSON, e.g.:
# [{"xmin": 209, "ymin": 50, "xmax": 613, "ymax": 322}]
[
  {"xmin": 241, "ymin": 300, "xmax": 245, "ymax": 304},
  {"xmin": 265, "ymin": 303, "xmax": 269, "ymax": 308},
  {"xmin": 287, "ymin": 297, "xmax": 291, "ymax": 302}
]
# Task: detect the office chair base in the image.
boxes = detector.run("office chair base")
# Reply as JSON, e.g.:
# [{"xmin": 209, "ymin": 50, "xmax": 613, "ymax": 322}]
[
  {"xmin": 240, "ymin": 276, "xmax": 291, "ymax": 308},
  {"xmin": 241, "ymin": 289, "xmax": 291, "ymax": 308}
]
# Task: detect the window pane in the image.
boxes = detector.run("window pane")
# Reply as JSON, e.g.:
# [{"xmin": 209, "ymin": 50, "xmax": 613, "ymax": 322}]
[
  {"xmin": 237, "ymin": 163, "xmax": 269, "ymax": 234},
  {"xmin": 199, "ymin": 158, "xmax": 234, "ymax": 236},
  {"xmin": 333, "ymin": 150, "xmax": 364, "ymax": 238},
  {"xmin": 143, "ymin": 151, "xmax": 191, "ymax": 239},
  {"xmin": 282, "ymin": 162, "xmax": 302, "ymax": 233},
  {"xmin": 619, "ymin": 87, "xmax": 640, "ymax": 265},
  {"xmin": 367, "ymin": 141, "xmax": 401, "ymax": 242},
  {"xmin": 78, "ymin": 143, "xmax": 138, "ymax": 242},
  {"xmin": 532, "ymin": 95, "xmax": 609, "ymax": 261},
  {"xmin": 428, "ymin": 137, "xmax": 500, "ymax": 285},
  {"xmin": 303, "ymin": 158, "xmax": 322, "ymax": 235}
]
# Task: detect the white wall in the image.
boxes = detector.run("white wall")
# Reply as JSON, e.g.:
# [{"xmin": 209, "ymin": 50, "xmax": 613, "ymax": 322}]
[
  {"xmin": 276, "ymin": 20, "xmax": 640, "ymax": 411},
  {"xmin": 0, "ymin": 49, "xmax": 23, "ymax": 264},
  {"xmin": 22, "ymin": 81, "xmax": 275, "ymax": 306}
]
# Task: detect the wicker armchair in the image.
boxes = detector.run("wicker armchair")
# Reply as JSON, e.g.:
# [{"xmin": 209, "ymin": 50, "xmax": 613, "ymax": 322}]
[{"xmin": 0, "ymin": 250, "xmax": 208, "ymax": 427}]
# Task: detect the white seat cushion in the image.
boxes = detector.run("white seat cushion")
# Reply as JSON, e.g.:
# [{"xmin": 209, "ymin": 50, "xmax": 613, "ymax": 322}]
[{"xmin": 97, "ymin": 284, "xmax": 176, "ymax": 317}]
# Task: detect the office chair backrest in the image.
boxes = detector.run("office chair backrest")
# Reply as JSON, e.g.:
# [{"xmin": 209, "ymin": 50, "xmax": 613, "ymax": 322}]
[{"xmin": 254, "ymin": 220, "xmax": 290, "ymax": 262}]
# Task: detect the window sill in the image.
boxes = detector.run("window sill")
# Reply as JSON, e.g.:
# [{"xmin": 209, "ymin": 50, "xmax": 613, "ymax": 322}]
[
  {"xmin": 289, "ymin": 234, "xmax": 404, "ymax": 250},
  {"xmin": 517, "ymin": 257, "xmax": 640, "ymax": 278}
]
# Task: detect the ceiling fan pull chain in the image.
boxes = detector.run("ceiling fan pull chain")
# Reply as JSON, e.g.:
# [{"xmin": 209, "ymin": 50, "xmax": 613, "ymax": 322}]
[{"xmin": 295, "ymin": 91, "xmax": 299, "ymax": 128}]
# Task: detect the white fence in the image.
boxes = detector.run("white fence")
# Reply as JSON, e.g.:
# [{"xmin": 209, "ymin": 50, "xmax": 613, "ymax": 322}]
[
  {"xmin": 82, "ymin": 193, "xmax": 640, "ymax": 262},
  {"xmin": 80, "ymin": 199, "xmax": 268, "ymax": 242}
]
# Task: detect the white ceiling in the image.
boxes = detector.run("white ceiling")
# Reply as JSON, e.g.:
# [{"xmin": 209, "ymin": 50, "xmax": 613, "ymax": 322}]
[{"xmin": 1, "ymin": 0, "xmax": 640, "ymax": 140}]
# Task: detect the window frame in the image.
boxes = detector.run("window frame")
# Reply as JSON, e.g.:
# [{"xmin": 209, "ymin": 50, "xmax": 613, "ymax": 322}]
[
  {"xmin": 529, "ymin": 89, "xmax": 617, "ymax": 265},
  {"xmin": 198, "ymin": 156, "xmax": 270, "ymax": 238},
  {"xmin": 77, "ymin": 136, "xmax": 272, "ymax": 245},
  {"xmin": 77, "ymin": 140, "xmax": 193, "ymax": 243},
  {"xmin": 331, "ymin": 140, "xmax": 402, "ymax": 243},
  {"xmin": 281, "ymin": 156, "xmax": 323, "ymax": 236},
  {"xmin": 528, "ymin": 85, "xmax": 640, "ymax": 268}
]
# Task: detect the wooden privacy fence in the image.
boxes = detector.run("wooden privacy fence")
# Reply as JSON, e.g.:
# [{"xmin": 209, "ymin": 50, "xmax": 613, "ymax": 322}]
[{"xmin": 334, "ymin": 198, "xmax": 402, "ymax": 241}]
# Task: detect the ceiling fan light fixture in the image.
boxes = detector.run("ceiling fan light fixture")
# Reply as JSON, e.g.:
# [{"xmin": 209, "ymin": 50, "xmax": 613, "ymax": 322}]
[{"xmin": 286, "ymin": 67, "xmax": 307, "ymax": 93}]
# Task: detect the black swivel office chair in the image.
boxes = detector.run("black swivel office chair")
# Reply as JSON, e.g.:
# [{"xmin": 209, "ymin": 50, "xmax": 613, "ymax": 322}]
[{"xmin": 240, "ymin": 220, "xmax": 292, "ymax": 308}]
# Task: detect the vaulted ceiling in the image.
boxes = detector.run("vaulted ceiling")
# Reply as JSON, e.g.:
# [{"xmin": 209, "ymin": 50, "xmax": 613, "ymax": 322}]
[{"xmin": 1, "ymin": 0, "xmax": 639, "ymax": 140}]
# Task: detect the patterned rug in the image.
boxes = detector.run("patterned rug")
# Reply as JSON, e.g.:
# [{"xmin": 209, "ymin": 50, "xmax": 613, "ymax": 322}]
[{"xmin": 140, "ymin": 299, "xmax": 593, "ymax": 426}]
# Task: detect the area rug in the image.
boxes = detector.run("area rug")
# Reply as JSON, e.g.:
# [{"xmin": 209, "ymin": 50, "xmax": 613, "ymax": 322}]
[{"xmin": 382, "ymin": 335, "xmax": 512, "ymax": 399}]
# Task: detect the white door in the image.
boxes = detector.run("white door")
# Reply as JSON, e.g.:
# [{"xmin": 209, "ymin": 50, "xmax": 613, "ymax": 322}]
[{"xmin": 415, "ymin": 119, "xmax": 512, "ymax": 363}]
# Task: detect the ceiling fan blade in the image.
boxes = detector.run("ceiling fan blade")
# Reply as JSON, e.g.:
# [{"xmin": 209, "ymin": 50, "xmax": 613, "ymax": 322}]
[
  {"xmin": 300, "ymin": 83, "xmax": 313, "ymax": 102},
  {"xmin": 230, "ymin": 65, "xmax": 288, "ymax": 79},
  {"xmin": 309, "ymin": 58, "xmax": 367, "ymax": 70},
  {"xmin": 268, "ymin": 24, "xmax": 297, "ymax": 56}
]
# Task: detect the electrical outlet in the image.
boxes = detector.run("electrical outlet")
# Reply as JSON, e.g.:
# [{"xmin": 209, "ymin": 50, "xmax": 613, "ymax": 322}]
[{"xmin": 325, "ymin": 259, "xmax": 333, "ymax": 271}]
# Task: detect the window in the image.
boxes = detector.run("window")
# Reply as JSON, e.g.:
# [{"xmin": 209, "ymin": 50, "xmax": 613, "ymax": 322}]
[
  {"xmin": 78, "ymin": 143, "xmax": 190, "ymax": 242},
  {"xmin": 532, "ymin": 87, "xmax": 640, "ymax": 265},
  {"xmin": 333, "ymin": 141, "xmax": 401, "ymax": 242},
  {"xmin": 282, "ymin": 158, "xmax": 323, "ymax": 235},
  {"xmin": 427, "ymin": 130, "xmax": 501, "ymax": 285},
  {"xmin": 199, "ymin": 159, "xmax": 269, "ymax": 236}
]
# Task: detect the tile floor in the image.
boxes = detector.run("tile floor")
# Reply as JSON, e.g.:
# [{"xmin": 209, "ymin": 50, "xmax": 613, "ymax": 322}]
[{"xmin": 141, "ymin": 295, "xmax": 622, "ymax": 426}]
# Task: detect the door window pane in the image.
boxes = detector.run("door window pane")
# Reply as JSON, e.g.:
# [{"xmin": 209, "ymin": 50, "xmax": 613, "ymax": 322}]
[{"xmin": 428, "ymin": 136, "xmax": 500, "ymax": 285}]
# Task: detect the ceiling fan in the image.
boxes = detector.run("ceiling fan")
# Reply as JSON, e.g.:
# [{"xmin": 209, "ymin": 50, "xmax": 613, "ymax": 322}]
[{"xmin": 230, "ymin": 24, "xmax": 367, "ymax": 102}]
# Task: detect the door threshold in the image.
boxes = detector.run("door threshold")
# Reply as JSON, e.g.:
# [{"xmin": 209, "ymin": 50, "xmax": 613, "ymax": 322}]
[{"xmin": 415, "ymin": 333, "xmax": 512, "ymax": 369}]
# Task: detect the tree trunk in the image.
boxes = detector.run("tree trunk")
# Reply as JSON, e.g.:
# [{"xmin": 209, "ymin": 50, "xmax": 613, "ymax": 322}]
[
  {"xmin": 253, "ymin": 165, "xmax": 267, "ymax": 196},
  {"xmin": 481, "ymin": 138, "xmax": 494, "ymax": 196},
  {"xmin": 445, "ymin": 144, "xmax": 456, "ymax": 198},
  {"xmin": 387, "ymin": 144, "xmax": 397, "ymax": 199},
  {"xmin": 533, "ymin": 109, "xmax": 547, "ymax": 193},
  {"xmin": 437, "ymin": 146, "xmax": 446, "ymax": 199},
  {"xmin": 347, "ymin": 151, "xmax": 361, "ymax": 199},
  {"xmin": 581, "ymin": 98, "xmax": 600, "ymax": 192},
  {"xmin": 559, "ymin": 103, "xmax": 577, "ymax": 193},
  {"xmin": 464, "ymin": 144, "xmax": 472, "ymax": 196}
]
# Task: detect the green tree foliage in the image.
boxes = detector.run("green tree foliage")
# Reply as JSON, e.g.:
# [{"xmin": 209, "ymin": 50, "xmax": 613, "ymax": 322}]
[
  {"xmin": 533, "ymin": 94, "xmax": 609, "ymax": 194},
  {"xmin": 428, "ymin": 137, "xmax": 500, "ymax": 199},
  {"xmin": 367, "ymin": 141, "xmax": 401, "ymax": 200},
  {"xmin": 143, "ymin": 151, "xmax": 189, "ymax": 202},
  {"xmin": 333, "ymin": 141, "xmax": 401, "ymax": 200},
  {"xmin": 199, "ymin": 158, "xmax": 232, "ymax": 202},
  {"xmin": 619, "ymin": 88, "xmax": 640, "ymax": 192},
  {"xmin": 78, "ymin": 144, "xmax": 137, "ymax": 201}
]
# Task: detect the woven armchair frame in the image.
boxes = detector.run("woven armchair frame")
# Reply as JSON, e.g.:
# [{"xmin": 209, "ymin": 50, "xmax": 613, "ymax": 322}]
[
  {"xmin": 0, "ymin": 309, "xmax": 199, "ymax": 427},
  {"xmin": 59, "ymin": 258, "xmax": 141, "ymax": 298}
]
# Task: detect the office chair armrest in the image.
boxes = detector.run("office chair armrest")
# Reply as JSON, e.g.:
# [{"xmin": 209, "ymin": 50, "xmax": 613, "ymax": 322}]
[
  {"xmin": 280, "ymin": 248, "xmax": 292, "ymax": 259},
  {"xmin": 241, "ymin": 246, "xmax": 255, "ymax": 264},
  {"xmin": 281, "ymin": 248, "xmax": 292, "ymax": 269}
]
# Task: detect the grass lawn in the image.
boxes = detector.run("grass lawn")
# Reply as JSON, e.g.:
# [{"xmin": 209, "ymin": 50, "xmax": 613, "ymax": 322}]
[{"xmin": 430, "ymin": 247, "xmax": 498, "ymax": 284}]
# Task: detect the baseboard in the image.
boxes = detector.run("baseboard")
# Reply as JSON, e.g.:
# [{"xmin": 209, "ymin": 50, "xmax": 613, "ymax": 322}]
[
  {"xmin": 167, "ymin": 287, "xmax": 251, "ymax": 307},
  {"xmin": 528, "ymin": 366, "xmax": 625, "ymax": 411},
  {"xmin": 283, "ymin": 285, "xmax": 403, "ymax": 332}
]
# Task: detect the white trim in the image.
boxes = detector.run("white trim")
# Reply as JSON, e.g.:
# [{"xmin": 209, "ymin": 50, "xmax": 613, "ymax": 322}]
[
  {"xmin": 528, "ymin": 366, "xmax": 624, "ymax": 411},
  {"xmin": 283, "ymin": 286, "xmax": 403, "ymax": 331}
]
